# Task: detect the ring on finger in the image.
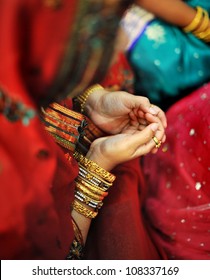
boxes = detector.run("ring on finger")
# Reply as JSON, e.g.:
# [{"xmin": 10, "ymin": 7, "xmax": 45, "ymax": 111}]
[{"xmin": 152, "ymin": 136, "xmax": 162, "ymax": 148}]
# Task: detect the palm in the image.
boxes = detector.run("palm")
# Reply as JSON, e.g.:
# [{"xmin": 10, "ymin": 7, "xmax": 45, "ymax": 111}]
[{"xmin": 89, "ymin": 92, "xmax": 148, "ymax": 134}]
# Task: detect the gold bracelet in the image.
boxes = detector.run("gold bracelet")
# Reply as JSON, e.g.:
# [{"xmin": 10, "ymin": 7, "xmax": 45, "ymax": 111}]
[
  {"xmin": 78, "ymin": 164, "xmax": 112, "ymax": 189},
  {"xmin": 183, "ymin": 6, "xmax": 203, "ymax": 33},
  {"xmin": 71, "ymin": 199, "xmax": 98, "ymax": 219},
  {"xmin": 193, "ymin": 9, "xmax": 209, "ymax": 34},
  {"xmin": 74, "ymin": 151, "xmax": 116, "ymax": 183},
  {"xmin": 194, "ymin": 27, "xmax": 210, "ymax": 41},
  {"xmin": 75, "ymin": 189, "xmax": 103, "ymax": 205},
  {"xmin": 76, "ymin": 177, "xmax": 108, "ymax": 197},
  {"xmin": 75, "ymin": 181, "xmax": 104, "ymax": 201},
  {"xmin": 77, "ymin": 84, "xmax": 104, "ymax": 113},
  {"xmin": 75, "ymin": 190, "xmax": 103, "ymax": 209}
]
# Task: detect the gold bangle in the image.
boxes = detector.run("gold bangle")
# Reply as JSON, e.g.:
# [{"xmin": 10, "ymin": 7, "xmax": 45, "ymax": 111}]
[
  {"xmin": 75, "ymin": 190, "xmax": 103, "ymax": 205},
  {"xmin": 74, "ymin": 151, "xmax": 116, "ymax": 183},
  {"xmin": 71, "ymin": 199, "xmax": 98, "ymax": 219},
  {"xmin": 183, "ymin": 6, "xmax": 203, "ymax": 33},
  {"xmin": 193, "ymin": 9, "xmax": 209, "ymax": 34},
  {"xmin": 77, "ymin": 84, "xmax": 104, "ymax": 113},
  {"xmin": 75, "ymin": 191, "xmax": 103, "ymax": 209},
  {"xmin": 78, "ymin": 166, "xmax": 111, "ymax": 193},
  {"xmin": 75, "ymin": 181, "xmax": 104, "ymax": 201},
  {"xmin": 76, "ymin": 177, "xmax": 108, "ymax": 197},
  {"xmin": 194, "ymin": 26, "xmax": 210, "ymax": 40},
  {"xmin": 79, "ymin": 163, "xmax": 113, "ymax": 188}
]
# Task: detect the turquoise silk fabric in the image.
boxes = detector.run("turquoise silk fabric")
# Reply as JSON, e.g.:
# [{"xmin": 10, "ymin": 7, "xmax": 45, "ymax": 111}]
[{"xmin": 127, "ymin": 0, "xmax": 210, "ymax": 107}]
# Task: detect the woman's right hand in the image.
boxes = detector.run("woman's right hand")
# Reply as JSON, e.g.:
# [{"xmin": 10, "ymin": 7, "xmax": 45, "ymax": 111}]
[{"xmin": 86, "ymin": 114, "xmax": 165, "ymax": 171}]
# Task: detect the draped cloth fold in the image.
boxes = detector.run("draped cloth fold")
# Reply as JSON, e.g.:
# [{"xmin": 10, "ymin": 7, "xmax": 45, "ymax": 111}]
[{"xmin": 143, "ymin": 83, "xmax": 210, "ymax": 259}]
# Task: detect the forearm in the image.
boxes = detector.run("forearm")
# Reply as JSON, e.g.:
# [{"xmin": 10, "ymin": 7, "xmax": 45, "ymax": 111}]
[
  {"xmin": 69, "ymin": 150, "xmax": 116, "ymax": 259},
  {"xmin": 71, "ymin": 209, "xmax": 91, "ymax": 243},
  {"xmin": 135, "ymin": 0, "xmax": 196, "ymax": 27}
]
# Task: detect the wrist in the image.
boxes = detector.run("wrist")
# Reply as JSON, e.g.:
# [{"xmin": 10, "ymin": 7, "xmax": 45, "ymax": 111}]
[
  {"xmin": 76, "ymin": 84, "xmax": 105, "ymax": 114},
  {"xmin": 86, "ymin": 147, "xmax": 116, "ymax": 172},
  {"xmin": 183, "ymin": 6, "xmax": 210, "ymax": 42}
]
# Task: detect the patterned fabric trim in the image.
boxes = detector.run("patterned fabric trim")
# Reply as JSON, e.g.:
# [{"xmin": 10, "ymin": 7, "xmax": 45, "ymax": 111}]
[{"xmin": 41, "ymin": 102, "xmax": 104, "ymax": 154}]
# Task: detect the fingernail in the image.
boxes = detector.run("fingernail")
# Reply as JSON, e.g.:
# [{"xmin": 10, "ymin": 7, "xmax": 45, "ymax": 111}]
[
  {"xmin": 149, "ymin": 107, "xmax": 158, "ymax": 114},
  {"xmin": 150, "ymin": 123, "xmax": 159, "ymax": 131}
]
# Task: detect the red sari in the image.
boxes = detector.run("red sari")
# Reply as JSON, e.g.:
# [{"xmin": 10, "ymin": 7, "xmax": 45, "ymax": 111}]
[
  {"xmin": 0, "ymin": 0, "xmax": 160, "ymax": 260},
  {"xmin": 143, "ymin": 83, "xmax": 210, "ymax": 259},
  {"xmin": 0, "ymin": 0, "xmax": 78, "ymax": 259}
]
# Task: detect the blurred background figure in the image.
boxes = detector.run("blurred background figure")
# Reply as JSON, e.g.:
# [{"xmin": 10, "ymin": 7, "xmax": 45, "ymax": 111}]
[{"xmin": 122, "ymin": 0, "xmax": 210, "ymax": 110}]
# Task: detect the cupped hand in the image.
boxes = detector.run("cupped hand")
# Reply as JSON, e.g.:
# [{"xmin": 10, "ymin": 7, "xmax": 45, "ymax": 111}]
[
  {"xmin": 86, "ymin": 119, "xmax": 165, "ymax": 171},
  {"xmin": 85, "ymin": 88, "xmax": 167, "ymax": 135}
]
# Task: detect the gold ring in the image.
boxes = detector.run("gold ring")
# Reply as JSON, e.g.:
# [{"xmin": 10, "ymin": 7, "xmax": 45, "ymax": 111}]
[{"xmin": 152, "ymin": 136, "xmax": 161, "ymax": 148}]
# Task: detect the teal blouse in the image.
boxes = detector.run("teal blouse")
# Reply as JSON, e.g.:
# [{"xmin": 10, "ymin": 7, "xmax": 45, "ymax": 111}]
[{"xmin": 127, "ymin": 0, "xmax": 210, "ymax": 108}]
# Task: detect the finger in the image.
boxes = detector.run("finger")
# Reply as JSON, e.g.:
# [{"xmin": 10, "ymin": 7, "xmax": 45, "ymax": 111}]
[
  {"xmin": 145, "ymin": 114, "xmax": 166, "ymax": 142},
  {"xmin": 129, "ymin": 110, "xmax": 138, "ymax": 122},
  {"xmin": 150, "ymin": 131, "xmax": 167, "ymax": 153},
  {"xmin": 132, "ymin": 95, "xmax": 151, "ymax": 109},
  {"xmin": 139, "ymin": 101, "xmax": 167, "ymax": 129},
  {"xmin": 131, "ymin": 95, "xmax": 162, "ymax": 119},
  {"xmin": 144, "ymin": 113, "xmax": 166, "ymax": 141},
  {"xmin": 145, "ymin": 111, "xmax": 166, "ymax": 128},
  {"xmin": 130, "ymin": 118, "xmax": 147, "ymax": 127},
  {"xmin": 126, "ymin": 94, "xmax": 166, "ymax": 129},
  {"xmin": 126, "ymin": 123, "xmax": 159, "ymax": 155},
  {"xmin": 137, "ymin": 117, "xmax": 148, "ymax": 126},
  {"xmin": 131, "ymin": 108, "xmax": 146, "ymax": 122},
  {"xmin": 136, "ymin": 110, "xmax": 145, "ymax": 119},
  {"xmin": 138, "ymin": 124, "xmax": 147, "ymax": 131},
  {"xmin": 129, "ymin": 95, "xmax": 155, "ymax": 116},
  {"xmin": 150, "ymin": 104, "xmax": 167, "ymax": 128},
  {"xmin": 133, "ymin": 137, "xmax": 158, "ymax": 158},
  {"xmin": 150, "ymin": 128, "xmax": 165, "ymax": 151},
  {"xmin": 162, "ymin": 134, "xmax": 166, "ymax": 143}
]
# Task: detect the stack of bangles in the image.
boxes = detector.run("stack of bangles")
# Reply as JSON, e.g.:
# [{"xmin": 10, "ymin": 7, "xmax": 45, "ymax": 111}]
[
  {"xmin": 71, "ymin": 151, "xmax": 116, "ymax": 219},
  {"xmin": 183, "ymin": 6, "xmax": 210, "ymax": 42}
]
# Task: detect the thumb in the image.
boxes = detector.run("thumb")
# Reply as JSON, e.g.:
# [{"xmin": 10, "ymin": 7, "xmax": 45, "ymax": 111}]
[{"xmin": 128, "ymin": 123, "xmax": 159, "ymax": 156}]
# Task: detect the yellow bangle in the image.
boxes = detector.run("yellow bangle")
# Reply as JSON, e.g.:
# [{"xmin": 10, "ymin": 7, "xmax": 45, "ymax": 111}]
[
  {"xmin": 195, "ymin": 27, "xmax": 210, "ymax": 40},
  {"xmin": 183, "ymin": 6, "xmax": 203, "ymax": 33},
  {"xmin": 193, "ymin": 9, "xmax": 209, "ymax": 34},
  {"xmin": 77, "ymin": 84, "xmax": 104, "ymax": 113},
  {"xmin": 71, "ymin": 199, "xmax": 98, "ymax": 219}
]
